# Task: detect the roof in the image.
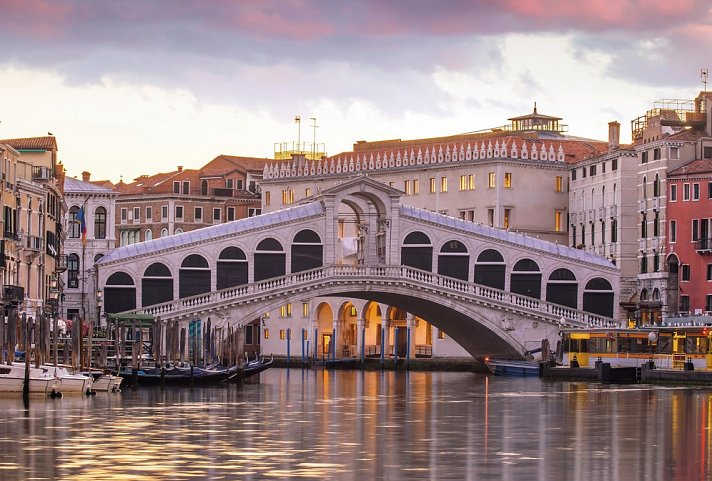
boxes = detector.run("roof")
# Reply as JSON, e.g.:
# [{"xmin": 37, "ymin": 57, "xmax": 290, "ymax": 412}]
[
  {"xmin": 401, "ymin": 205, "xmax": 616, "ymax": 269},
  {"xmin": 668, "ymin": 158, "xmax": 712, "ymax": 177},
  {"xmin": 97, "ymin": 201, "xmax": 326, "ymax": 264},
  {"xmin": 64, "ymin": 176, "xmax": 115, "ymax": 194},
  {"xmin": 666, "ymin": 129, "xmax": 708, "ymax": 142},
  {"xmin": 0, "ymin": 136, "xmax": 57, "ymax": 151},
  {"xmin": 201, "ymin": 155, "xmax": 270, "ymax": 176}
]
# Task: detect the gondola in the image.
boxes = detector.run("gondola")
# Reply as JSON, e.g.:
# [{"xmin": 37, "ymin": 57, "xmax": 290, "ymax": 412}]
[
  {"xmin": 225, "ymin": 355, "xmax": 273, "ymax": 383},
  {"xmin": 120, "ymin": 364, "xmax": 238, "ymax": 386}
]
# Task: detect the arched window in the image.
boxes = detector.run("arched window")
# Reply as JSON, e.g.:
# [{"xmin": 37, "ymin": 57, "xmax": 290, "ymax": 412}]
[
  {"xmin": 254, "ymin": 238, "xmax": 286, "ymax": 281},
  {"xmin": 67, "ymin": 253, "xmax": 80, "ymax": 288},
  {"xmin": 68, "ymin": 206, "xmax": 80, "ymax": 238},
  {"xmin": 642, "ymin": 176, "xmax": 647, "ymax": 199},
  {"xmin": 179, "ymin": 254, "xmax": 211, "ymax": 298},
  {"xmin": 160, "ymin": 228, "xmax": 168, "ymax": 238},
  {"xmin": 217, "ymin": 247, "xmax": 248, "ymax": 289},
  {"xmin": 201, "ymin": 180, "xmax": 208, "ymax": 196},
  {"xmin": 94, "ymin": 206, "xmax": 107, "ymax": 239},
  {"xmin": 104, "ymin": 271, "xmax": 136, "ymax": 314},
  {"xmin": 510, "ymin": 258, "xmax": 541, "ymax": 299},
  {"xmin": 292, "ymin": 229, "xmax": 323, "ymax": 273},
  {"xmin": 175, "ymin": 228, "xmax": 184, "ymax": 235},
  {"xmin": 145, "ymin": 229, "xmax": 153, "ymax": 241},
  {"xmin": 437, "ymin": 240, "xmax": 469, "ymax": 281},
  {"xmin": 142, "ymin": 262, "xmax": 174, "ymax": 306},
  {"xmin": 583, "ymin": 278, "xmax": 614, "ymax": 317},
  {"xmin": 401, "ymin": 231, "xmax": 433, "ymax": 272},
  {"xmin": 474, "ymin": 249, "xmax": 505, "ymax": 289},
  {"xmin": 93, "ymin": 253, "xmax": 104, "ymax": 263},
  {"xmin": 546, "ymin": 268, "xmax": 578, "ymax": 309},
  {"xmin": 654, "ymin": 174, "xmax": 660, "ymax": 197}
]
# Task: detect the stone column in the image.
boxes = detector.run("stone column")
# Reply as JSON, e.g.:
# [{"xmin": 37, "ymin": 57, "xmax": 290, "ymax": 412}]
[
  {"xmin": 381, "ymin": 310, "xmax": 391, "ymax": 358},
  {"xmin": 332, "ymin": 318, "xmax": 340, "ymax": 359},
  {"xmin": 406, "ymin": 313, "xmax": 416, "ymax": 360},
  {"xmin": 310, "ymin": 318, "xmax": 319, "ymax": 361},
  {"xmin": 356, "ymin": 317, "xmax": 365, "ymax": 359}
]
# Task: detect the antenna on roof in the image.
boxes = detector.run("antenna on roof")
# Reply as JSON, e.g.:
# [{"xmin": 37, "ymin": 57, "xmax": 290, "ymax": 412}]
[
  {"xmin": 294, "ymin": 115, "xmax": 301, "ymax": 155},
  {"xmin": 310, "ymin": 117, "xmax": 318, "ymax": 160},
  {"xmin": 533, "ymin": 101, "xmax": 537, "ymax": 114},
  {"xmin": 702, "ymin": 68, "xmax": 709, "ymax": 93}
]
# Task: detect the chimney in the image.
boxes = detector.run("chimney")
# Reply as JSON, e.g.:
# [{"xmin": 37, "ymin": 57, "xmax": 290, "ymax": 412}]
[
  {"xmin": 608, "ymin": 121, "xmax": 620, "ymax": 152},
  {"xmin": 82, "ymin": 171, "xmax": 91, "ymax": 182},
  {"xmin": 177, "ymin": 166, "xmax": 183, "ymax": 172}
]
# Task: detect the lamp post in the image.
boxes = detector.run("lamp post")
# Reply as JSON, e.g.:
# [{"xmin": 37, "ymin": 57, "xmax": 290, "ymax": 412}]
[{"xmin": 92, "ymin": 289, "xmax": 102, "ymax": 370}]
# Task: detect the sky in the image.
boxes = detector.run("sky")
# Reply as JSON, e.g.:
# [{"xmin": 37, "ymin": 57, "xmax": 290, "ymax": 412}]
[{"xmin": 0, "ymin": 0, "xmax": 710, "ymax": 184}]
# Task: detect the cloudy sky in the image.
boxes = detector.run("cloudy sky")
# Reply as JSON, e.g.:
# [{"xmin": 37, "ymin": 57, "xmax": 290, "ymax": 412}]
[{"xmin": 0, "ymin": 0, "xmax": 709, "ymax": 183}]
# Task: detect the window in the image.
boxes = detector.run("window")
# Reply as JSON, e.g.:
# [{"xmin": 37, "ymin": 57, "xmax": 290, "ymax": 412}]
[
  {"xmin": 641, "ymin": 151, "xmax": 648, "ymax": 164},
  {"xmin": 653, "ymin": 148, "xmax": 661, "ymax": 160},
  {"xmin": 440, "ymin": 177, "xmax": 448, "ymax": 192},
  {"xmin": 706, "ymin": 264, "xmax": 712, "ymax": 281},
  {"xmin": 640, "ymin": 253, "xmax": 647, "ymax": 274},
  {"xmin": 670, "ymin": 146, "xmax": 679, "ymax": 159},
  {"xmin": 279, "ymin": 330, "xmax": 286, "ymax": 340},
  {"xmin": 653, "ymin": 212, "xmax": 660, "ymax": 237},
  {"xmin": 161, "ymin": 205, "xmax": 168, "ymax": 220},
  {"xmin": 282, "ymin": 190, "xmax": 294, "ymax": 205},
  {"xmin": 611, "ymin": 218, "xmax": 617, "ymax": 243},
  {"xmin": 555, "ymin": 176, "xmax": 563, "ymax": 192},
  {"xmin": 145, "ymin": 229, "xmax": 152, "ymax": 241},
  {"xmin": 146, "ymin": 207, "xmax": 152, "ymax": 221},
  {"xmin": 693, "ymin": 219, "xmax": 699, "ymax": 242},
  {"xmin": 160, "ymin": 228, "xmax": 168, "ymax": 238},
  {"xmin": 429, "ymin": 178, "xmax": 436, "ymax": 193},
  {"xmin": 227, "ymin": 207, "xmax": 235, "ymax": 221},
  {"xmin": 669, "ymin": 220, "xmax": 676, "ymax": 243},
  {"xmin": 264, "ymin": 329, "xmax": 270, "ymax": 340},
  {"xmin": 612, "ymin": 158, "xmax": 618, "ymax": 171},
  {"xmin": 302, "ymin": 302, "xmax": 309, "ymax": 318},
  {"xmin": 504, "ymin": 172, "xmax": 512, "ymax": 188},
  {"xmin": 280, "ymin": 303, "xmax": 292, "ymax": 317},
  {"xmin": 709, "ymin": 182, "xmax": 712, "ymax": 199},
  {"xmin": 582, "ymin": 167, "xmax": 587, "ymax": 178},
  {"xmin": 225, "ymin": 178, "xmax": 233, "ymax": 189},
  {"xmin": 555, "ymin": 211, "xmax": 563, "ymax": 232},
  {"xmin": 248, "ymin": 208, "xmax": 261, "ymax": 217},
  {"xmin": 194, "ymin": 207, "xmax": 202, "ymax": 221},
  {"xmin": 94, "ymin": 206, "xmax": 106, "ymax": 239},
  {"xmin": 201, "ymin": 180, "xmax": 208, "ymax": 196},
  {"xmin": 67, "ymin": 253, "xmax": 79, "ymax": 288},
  {"xmin": 488, "ymin": 172, "xmax": 495, "ymax": 188},
  {"xmin": 265, "ymin": 191, "xmax": 271, "ymax": 206},
  {"xmin": 681, "ymin": 264, "xmax": 690, "ymax": 282},
  {"xmin": 641, "ymin": 214, "xmax": 647, "ymax": 238},
  {"xmin": 571, "ymin": 169, "xmax": 577, "ymax": 181},
  {"xmin": 581, "ymin": 224, "xmax": 586, "ymax": 247},
  {"xmin": 459, "ymin": 175, "xmax": 467, "ymax": 191},
  {"xmin": 680, "ymin": 295, "xmax": 690, "ymax": 312},
  {"xmin": 175, "ymin": 206, "xmax": 183, "ymax": 221},
  {"xmin": 305, "ymin": 188, "xmax": 312, "ymax": 197},
  {"xmin": 173, "ymin": 181, "xmax": 180, "ymax": 194},
  {"xmin": 707, "ymin": 295, "xmax": 712, "ymax": 312},
  {"xmin": 589, "ymin": 165, "xmax": 596, "ymax": 176},
  {"xmin": 405, "ymin": 180, "xmax": 411, "ymax": 195},
  {"xmin": 693, "ymin": 183, "xmax": 700, "ymax": 201},
  {"xmin": 602, "ymin": 161, "xmax": 606, "ymax": 174},
  {"xmin": 705, "ymin": 146, "xmax": 712, "ymax": 159},
  {"xmin": 653, "ymin": 174, "xmax": 660, "ymax": 197},
  {"xmin": 487, "ymin": 208, "xmax": 494, "ymax": 226},
  {"xmin": 438, "ymin": 329, "xmax": 445, "ymax": 340},
  {"xmin": 120, "ymin": 208, "xmax": 127, "ymax": 224},
  {"xmin": 670, "ymin": 184, "xmax": 677, "ymax": 202},
  {"xmin": 237, "ymin": 179, "xmax": 244, "ymax": 190},
  {"xmin": 413, "ymin": 179, "xmax": 420, "ymax": 194},
  {"xmin": 389, "ymin": 181, "xmax": 395, "ymax": 188},
  {"xmin": 182, "ymin": 181, "xmax": 189, "ymax": 194},
  {"xmin": 683, "ymin": 183, "xmax": 690, "ymax": 201},
  {"xmin": 133, "ymin": 207, "xmax": 140, "ymax": 222},
  {"xmin": 503, "ymin": 208, "xmax": 510, "ymax": 229},
  {"xmin": 653, "ymin": 252, "xmax": 660, "ymax": 272},
  {"xmin": 213, "ymin": 208, "xmax": 221, "ymax": 222},
  {"xmin": 590, "ymin": 221, "xmax": 595, "ymax": 244}
]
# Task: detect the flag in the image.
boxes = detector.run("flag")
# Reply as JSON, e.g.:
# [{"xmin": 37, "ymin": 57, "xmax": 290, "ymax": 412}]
[{"xmin": 76, "ymin": 205, "xmax": 87, "ymax": 245}]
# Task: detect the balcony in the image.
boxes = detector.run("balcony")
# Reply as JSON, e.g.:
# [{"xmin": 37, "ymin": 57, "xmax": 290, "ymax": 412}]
[
  {"xmin": 639, "ymin": 239, "xmax": 647, "ymax": 251},
  {"xmin": 607, "ymin": 243, "xmax": 617, "ymax": 256},
  {"xmin": 24, "ymin": 234, "xmax": 42, "ymax": 253},
  {"xmin": 652, "ymin": 237, "xmax": 660, "ymax": 251},
  {"xmin": 609, "ymin": 204, "xmax": 618, "ymax": 218},
  {"xmin": 3, "ymin": 285, "xmax": 24, "ymax": 304},
  {"xmin": 695, "ymin": 238, "xmax": 712, "ymax": 254},
  {"xmin": 31, "ymin": 166, "xmax": 53, "ymax": 181},
  {"xmin": 586, "ymin": 209, "xmax": 594, "ymax": 223},
  {"xmin": 597, "ymin": 207, "xmax": 606, "ymax": 221},
  {"xmin": 652, "ymin": 197, "xmax": 660, "ymax": 211},
  {"xmin": 55, "ymin": 254, "xmax": 68, "ymax": 272},
  {"xmin": 212, "ymin": 188, "xmax": 234, "ymax": 197},
  {"xmin": 638, "ymin": 199, "xmax": 647, "ymax": 213}
]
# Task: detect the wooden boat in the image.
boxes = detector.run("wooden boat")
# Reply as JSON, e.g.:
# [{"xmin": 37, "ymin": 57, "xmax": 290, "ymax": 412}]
[
  {"xmin": 120, "ymin": 363, "xmax": 235, "ymax": 386},
  {"xmin": 243, "ymin": 355, "xmax": 273, "ymax": 378},
  {"xmin": 0, "ymin": 364, "xmax": 62, "ymax": 396},
  {"xmin": 484, "ymin": 358, "xmax": 540, "ymax": 377}
]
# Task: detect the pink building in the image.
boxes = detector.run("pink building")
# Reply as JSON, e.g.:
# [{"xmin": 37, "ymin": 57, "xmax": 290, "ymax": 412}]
[{"xmin": 666, "ymin": 159, "xmax": 712, "ymax": 315}]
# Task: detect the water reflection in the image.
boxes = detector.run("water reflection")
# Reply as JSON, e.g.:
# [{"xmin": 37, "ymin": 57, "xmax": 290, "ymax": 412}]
[{"xmin": 0, "ymin": 370, "xmax": 710, "ymax": 480}]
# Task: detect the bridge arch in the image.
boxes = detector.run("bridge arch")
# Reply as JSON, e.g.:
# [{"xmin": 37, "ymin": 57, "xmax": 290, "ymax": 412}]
[{"xmin": 142, "ymin": 262, "xmax": 173, "ymax": 307}]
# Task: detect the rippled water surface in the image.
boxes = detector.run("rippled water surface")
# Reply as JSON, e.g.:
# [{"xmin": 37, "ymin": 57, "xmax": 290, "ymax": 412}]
[{"xmin": 0, "ymin": 369, "xmax": 711, "ymax": 480}]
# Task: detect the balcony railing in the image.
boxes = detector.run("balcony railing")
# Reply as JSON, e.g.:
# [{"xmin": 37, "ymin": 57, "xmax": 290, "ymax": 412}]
[
  {"xmin": 55, "ymin": 254, "xmax": 68, "ymax": 272},
  {"xmin": 24, "ymin": 234, "xmax": 42, "ymax": 252},
  {"xmin": 609, "ymin": 204, "xmax": 618, "ymax": 218},
  {"xmin": 695, "ymin": 238, "xmax": 712, "ymax": 254},
  {"xmin": 2, "ymin": 285, "xmax": 24, "ymax": 304},
  {"xmin": 31, "ymin": 166, "xmax": 53, "ymax": 181}
]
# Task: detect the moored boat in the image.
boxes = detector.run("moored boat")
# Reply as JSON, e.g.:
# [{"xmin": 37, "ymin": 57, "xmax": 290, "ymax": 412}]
[
  {"xmin": 0, "ymin": 364, "xmax": 61, "ymax": 396},
  {"xmin": 43, "ymin": 365, "xmax": 93, "ymax": 395},
  {"xmin": 484, "ymin": 358, "xmax": 540, "ymax": 377},
  {"xmin": 91, "ymin": 374, "xmax": 123, "ymax": 392}
]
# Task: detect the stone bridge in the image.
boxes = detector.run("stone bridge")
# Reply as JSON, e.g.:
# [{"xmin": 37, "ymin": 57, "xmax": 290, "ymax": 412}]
[{"xmin": 97, "ymin": 177, "xmax": 620, "ymax": 360}]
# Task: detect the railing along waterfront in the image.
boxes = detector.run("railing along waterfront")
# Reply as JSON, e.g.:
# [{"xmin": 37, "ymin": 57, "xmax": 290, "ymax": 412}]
[{"xmin": 121, "ymin": 264, "xmax": 618, "ymax": 328}]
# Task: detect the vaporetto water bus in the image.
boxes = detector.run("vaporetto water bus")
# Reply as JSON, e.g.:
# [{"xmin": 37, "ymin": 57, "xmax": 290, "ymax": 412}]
[{"xmin": 560, "ymin": 325, "xmax": 712, "ymax": 370}]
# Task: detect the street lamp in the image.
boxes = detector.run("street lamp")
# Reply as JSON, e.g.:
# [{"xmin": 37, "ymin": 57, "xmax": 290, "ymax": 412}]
[{"xmin": 49, "ymin": 275, "xmax": 60, "ymax": 367}]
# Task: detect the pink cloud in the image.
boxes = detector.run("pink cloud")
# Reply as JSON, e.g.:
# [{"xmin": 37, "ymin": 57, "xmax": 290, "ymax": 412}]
[{"xmin": 1, "ymin": 0, "xmax": 74, "ymax": 38}]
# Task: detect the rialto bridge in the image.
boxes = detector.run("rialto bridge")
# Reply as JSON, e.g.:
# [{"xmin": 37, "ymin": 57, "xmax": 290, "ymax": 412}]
[{"xmin": 96, "ymin": 177, "xmax": 621, "ymax": 362}]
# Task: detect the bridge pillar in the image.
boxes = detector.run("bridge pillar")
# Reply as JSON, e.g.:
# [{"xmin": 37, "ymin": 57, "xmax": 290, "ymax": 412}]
[
  {"xmin": 356, "ymin": 317, "xmax": 365, "ymax": 359},
  {"xmin": 309, "ymin": 318, "xmax": 318, "ymax": 361},
  {"xmin": 406, "ymin": 313, "xmax": 415, "ymax": 361},
  {"xmin": 381, "ymin": 312, "xmax": 391, "ymax": 358}
]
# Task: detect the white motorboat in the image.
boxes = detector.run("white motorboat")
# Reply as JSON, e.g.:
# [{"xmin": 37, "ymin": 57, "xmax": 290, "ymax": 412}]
[
  {"xmin": 0, "ymin": 363, "xmax": 61, "ymax": 395},
  {"xmin": 43, "ymin": 365, "xmax": 93, "ymax": 395},
  {"xmin": 91, "ymin": 374, "xmax": 123, "ymax": 392}
]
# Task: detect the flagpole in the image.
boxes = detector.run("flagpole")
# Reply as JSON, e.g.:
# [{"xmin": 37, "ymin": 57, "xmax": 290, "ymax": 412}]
[{"xmin": 80, "ymin": 197, "xmax": 88, "ymax": 371}]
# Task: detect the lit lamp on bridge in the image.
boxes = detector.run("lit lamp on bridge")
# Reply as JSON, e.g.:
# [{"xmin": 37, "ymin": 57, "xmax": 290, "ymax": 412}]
[{"xmin": 95, "ymin": 289, "xmax": 103, "ymax": 327}]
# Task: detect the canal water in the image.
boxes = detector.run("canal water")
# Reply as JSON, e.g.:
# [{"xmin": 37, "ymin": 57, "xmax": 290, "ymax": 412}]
[{"xmin": 0, "ymin": 369, "xmax": 710, "ymax": 480}]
